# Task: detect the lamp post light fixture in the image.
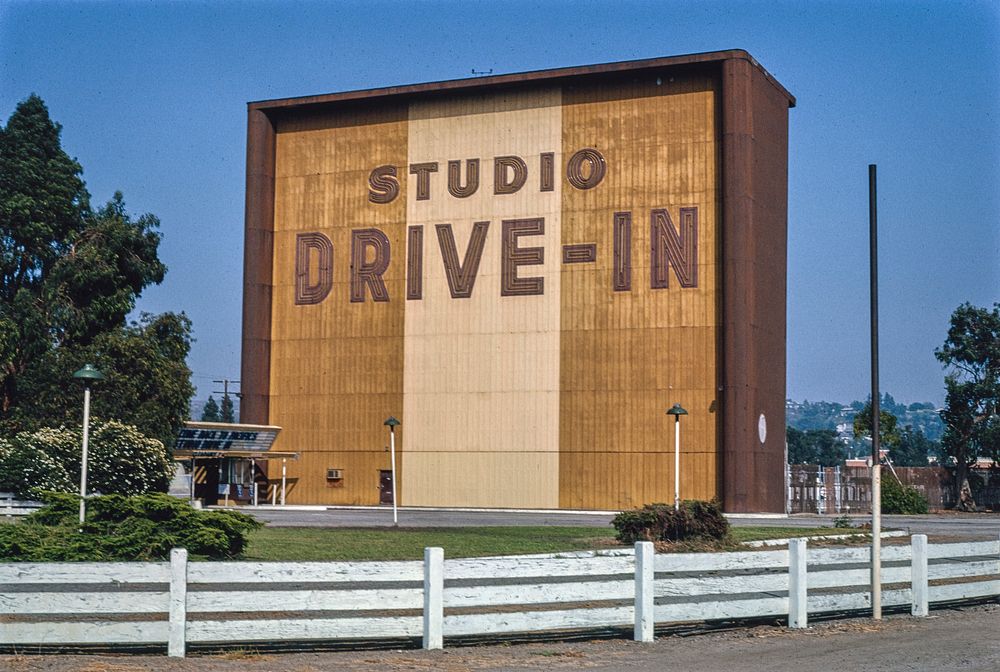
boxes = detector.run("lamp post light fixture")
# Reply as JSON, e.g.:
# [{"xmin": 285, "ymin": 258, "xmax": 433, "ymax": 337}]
[
  {"xmin": 666, "ymin": 403, "xmax": 688, "ymax": 511},
  {"xmin": 384, "ymin": 416, "xmax": 400, "ymax": 526},
  {"xmin": 73, "ymin": 364, "xmax": 105, "ymax": 527}
]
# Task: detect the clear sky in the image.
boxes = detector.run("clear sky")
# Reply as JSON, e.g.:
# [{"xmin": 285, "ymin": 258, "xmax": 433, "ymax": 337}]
[{"xmin": 1, "ymin": 0, "xmax": 997, "ymax": 406}]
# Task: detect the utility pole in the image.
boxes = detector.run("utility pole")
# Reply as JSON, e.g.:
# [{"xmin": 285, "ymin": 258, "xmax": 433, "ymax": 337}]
[
  {"xmin": 869, "ymin": 164, "xmax": 882, "ymax": 620},
  {"xmin": 213, "ymin": 379, "xmax": 240, "ymax": 423},
  {"xmin": 212, "ymin": 378, "xmax": 240, "ymax": 399}
]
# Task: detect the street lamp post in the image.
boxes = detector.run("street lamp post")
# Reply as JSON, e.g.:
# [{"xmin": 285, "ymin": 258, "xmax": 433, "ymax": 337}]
[
  {"xmin": 384, "ymin": 416, "xmax": 400, "ymax": 526},
  {"xmin": 666, "ymin": 403, "xmax": 688, "ymax": 511},
  {"xmin": 73, "ymin": 364, "xmax": 104, "ymax": 528}
]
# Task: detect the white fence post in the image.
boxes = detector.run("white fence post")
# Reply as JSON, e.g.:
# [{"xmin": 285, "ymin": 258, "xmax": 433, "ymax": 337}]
[
  {"xmin": 788, "ymin": 538, "xmax": 807, "ymax": 628},
  {"xmin": 911, "ymin": 534, "xmax": 928, "ymax": 616},
  {"xmin": 423, "ymin": 547, "xmax": 443, "ymax": 650},
  {"xmin": 168, "ymin": 548, "xmax": 188, "ymax": 657},
  {"xmin": 634, "ymin": 541, "xmax": 654, "ymax": 642}
]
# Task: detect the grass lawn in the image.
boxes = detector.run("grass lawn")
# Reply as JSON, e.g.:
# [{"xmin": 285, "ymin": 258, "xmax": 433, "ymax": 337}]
[{"xmin": 242, "ymin": 525, "xmax": 859, "ymax": 561}]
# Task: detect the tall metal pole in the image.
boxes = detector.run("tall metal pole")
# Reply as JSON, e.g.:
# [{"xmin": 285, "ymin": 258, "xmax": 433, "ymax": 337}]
[
  {"xmin": 389, "ymin": 426, "xmax": 398, "ymax": 526},
  {"xmin": 869, "ymin": 163, "xmax": 882, "ymax": 620},
  {"xmin": 674, "ymin": 416, "xmax": 681, "ymax": 511},
  {"xmin": 78, "ymin": 385, "xmax": 91, "ymax": 527}
]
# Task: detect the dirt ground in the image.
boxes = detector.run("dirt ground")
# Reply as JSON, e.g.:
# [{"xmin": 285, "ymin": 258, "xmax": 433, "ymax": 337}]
[{"xmin": 4, "ymin": 602, "xmax": 999, "ymax": 672}]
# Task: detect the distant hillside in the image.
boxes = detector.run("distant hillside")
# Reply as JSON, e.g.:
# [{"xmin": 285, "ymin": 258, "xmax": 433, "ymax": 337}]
[{"xmin": 786, "ymin": 394, "xmax": 944, "ymax": 448}]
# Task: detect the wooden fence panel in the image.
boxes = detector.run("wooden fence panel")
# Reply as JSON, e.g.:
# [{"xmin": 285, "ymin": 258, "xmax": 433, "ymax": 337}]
[
  {"xmin": 3, "ymin": 621, "xmax": 168, "ymax": 645},
  {"xmin": 0, "ymin": 562, "xmax": 169, "ymax": 584},
  {"xmin": 187, "ymin": 588, "xmax": 423, "ymax": 613},
  {"xmin": 443, "ymin": 556, "xmax": 634, "ymax": 580},
  {"xmin": 3, "ymin": 537, "xmax": 999, "ymax": 655},
  {"xmin": 443, "ymin": 606, "xmax": 633, "ymax": 636},
  {"xmin": 0, "ymin": 591, "xmax": 169, "ymax": 615},
  {"xmin": 186, "ymin": 616, "xmax": 423, "ymax": 642},
  {"xmin": 186, "ymin": 560, "xmax": 423, "ymax": 583}
]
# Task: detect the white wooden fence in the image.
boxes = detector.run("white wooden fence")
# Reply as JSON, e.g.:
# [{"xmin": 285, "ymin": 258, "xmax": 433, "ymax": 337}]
[
  {"xmin": 1, "ymin": 493, "xmax": 43, "ymax": 517},
  {"xmin": 2, "ymin": 535, "xmax": 998, "ymax": 657}
]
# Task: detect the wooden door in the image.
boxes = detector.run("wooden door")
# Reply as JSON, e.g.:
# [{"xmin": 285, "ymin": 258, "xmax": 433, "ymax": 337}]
[{"xmin": 379, "ymin": 470, "xmax": 394, "ymax": 505}]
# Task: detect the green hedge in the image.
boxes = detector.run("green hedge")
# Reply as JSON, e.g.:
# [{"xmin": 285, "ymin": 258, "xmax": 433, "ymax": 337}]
[
  {"xmin": 0, "ymin": 492, "xmax": 262, "ymax": 561},
  {"xmin": 612, "ymin": 500, "xmax": 730, "ymax": 544}
]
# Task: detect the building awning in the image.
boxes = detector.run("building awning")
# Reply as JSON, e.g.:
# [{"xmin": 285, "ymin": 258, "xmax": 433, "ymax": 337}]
[{"xmin": 173, "ymin": 449, "xmax": 298, "ymax": 460}]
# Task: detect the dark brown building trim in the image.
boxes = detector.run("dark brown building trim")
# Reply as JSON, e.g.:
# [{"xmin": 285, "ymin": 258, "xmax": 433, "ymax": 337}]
[
  {"xmin": 720, "ymin": 58, "xmax": 790, "ymax": 512},
  {"xmin": 240, "ymin": 108, "xmax": 276, "ymax": 426},
  {"xmin": 248, "ymin": 50, "xmax": 794, "ymax": 113}
]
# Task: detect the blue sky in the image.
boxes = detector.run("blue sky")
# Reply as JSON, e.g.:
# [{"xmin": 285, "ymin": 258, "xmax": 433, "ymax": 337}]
[{"xmin": 1, "ymin": 0, "xmax": 997, "ymax": 406}]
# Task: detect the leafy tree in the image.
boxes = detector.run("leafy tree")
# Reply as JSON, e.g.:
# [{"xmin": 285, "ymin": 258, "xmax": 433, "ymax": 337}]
[
  {"xmin": 220, "ymin": 393, "xmax": 236, "ymax": 423},
  {"xmin": 5, "ymin": 312, "xmax": 194, "ymax": 448},
  {"xmin": 812, "ymin": 429, "xmax": 846, "ymax": 466},
  {"xmin": 935, "ymin": 302, "xmax": 1000, "ymax": 510},
  {"xmin": 201, "ymin": 396, "xmax": 220, "ymax": 422},
  {"xmin": 786, "ymin": 426, "xmax": 845, "ymax": 466},
  {"xmin": 853, "ymin": 400, "xmax": 901, "ymax": 452},
  {"xmin": 0, "ymin": 95, "xmax": 189, "ymax": 445},
  {"xmin": 786, "ymin": 426, "xmax": 812, "ymax": 464},
  {"xmin": 893, "ymin": 425, "xmax": 937, "ymax": 467}
]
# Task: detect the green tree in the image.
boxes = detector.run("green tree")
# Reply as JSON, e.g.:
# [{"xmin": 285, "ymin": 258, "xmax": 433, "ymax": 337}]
[
  {"xmin": 853, "ymin": 400, "xmax": 901, "ymax": 453},
  {"xmin": 811, "ymin": 429, "xmax": 846, "ymax": 466},
  {"xmin": 935, "ymin": 302, "xmax": 1000, "ymax": 510},
  {"xmin": 201, "ymin": 396, "xmax": 220, "ymax": 422},
  {"xmin": 5, "ymin": 312, "xmax": 194, "ymax": 448},
  {"xmin": 786, "ymin": 426, "xmax": 844, "ymax": 466},
  {"xmin": 220, "ymin": 393, "xmax": 236, "ymax": 423},
  {"xmin": 786, "ymin": 426, "xmax": 813, "ymax": 464},
  {"xmin": 893, "ymin": 425, "xmax": 936, "ymax": 467},
  {"xmin": 0, "ymin": 94, "xmax": 191, "ymax": 446}
]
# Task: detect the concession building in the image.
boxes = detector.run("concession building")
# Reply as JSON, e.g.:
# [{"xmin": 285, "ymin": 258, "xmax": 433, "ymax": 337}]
[{"xmin": 240, "ymin": 49, "xmax": 794, "ymax": 513}]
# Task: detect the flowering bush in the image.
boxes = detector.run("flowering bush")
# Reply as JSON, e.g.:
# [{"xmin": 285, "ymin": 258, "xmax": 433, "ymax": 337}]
[
  {"xmin": 0, "ymin": 421, "xmax": 173, "ymax": 498},
  {"xmin": 0, "ymin": 437, "xmax": 73, "ymax": 498}
]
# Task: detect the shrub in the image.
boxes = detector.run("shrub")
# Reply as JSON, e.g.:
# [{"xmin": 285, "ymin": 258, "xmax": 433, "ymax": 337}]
[
  {"xmin": 881, "ymin": 475, "xmax": 929, "ymax": 514},
  {"xmin": 0, "ymin": 492, "xmax": 262, "ymax": 561},
  {"xmin": 1, "ymin": 421, "xmax": 173, "ymax": 498},
  {"xmin": 0, "ymin": 437, "xmax": 73, "ymax": 498},
  {"xmin": 832, "ymin": 514, "xmax": 855, "ymax": 529},
  {"xmin": 612, "ymin": 500, "xmax": 730, "ymax": 544}
]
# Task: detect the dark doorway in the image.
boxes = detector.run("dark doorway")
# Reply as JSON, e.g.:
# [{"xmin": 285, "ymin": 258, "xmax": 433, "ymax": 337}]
[
  {"xmin": 379, "ymin": 470, "xmax": 394, "ymax": 505},
  {"xmin": 193, "ymin": 458, "xmax": 221, "ymax": 505}
]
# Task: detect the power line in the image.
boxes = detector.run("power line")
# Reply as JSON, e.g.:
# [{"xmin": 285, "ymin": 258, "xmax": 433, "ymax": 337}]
[{"xmin": 212, "ymin": 379, "xmax": 241, "ymax": 399}]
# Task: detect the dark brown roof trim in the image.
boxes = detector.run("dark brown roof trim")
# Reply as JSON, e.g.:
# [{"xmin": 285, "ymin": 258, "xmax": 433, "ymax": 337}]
[{"xmin": 248, "ymin": 49, "xmax": 795, "ymax": 113}]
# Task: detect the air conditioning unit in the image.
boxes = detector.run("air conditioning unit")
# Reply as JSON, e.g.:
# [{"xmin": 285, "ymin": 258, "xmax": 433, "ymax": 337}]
[{"xmin": 326, "ymin": 468, "xmax": 343, "ymax": 480}]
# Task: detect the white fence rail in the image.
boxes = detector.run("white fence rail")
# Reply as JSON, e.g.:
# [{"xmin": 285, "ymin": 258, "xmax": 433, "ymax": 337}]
[
  {"xmin": 2, "ymin": 535, "xmax": 998, "ymax": 657},
  {"xmin": 1, "ymin": 493, "xmax": 44, "ymax": 517}
]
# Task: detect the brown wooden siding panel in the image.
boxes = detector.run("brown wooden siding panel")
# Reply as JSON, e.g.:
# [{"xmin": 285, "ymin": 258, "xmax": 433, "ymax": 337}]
[
  {"xmin": 267, "ymin": 105, "xmax": 408, "ymax": 505},
  {"xmin": 559, "ymin": 74, "xmax": 722, "ymax": 510}
]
